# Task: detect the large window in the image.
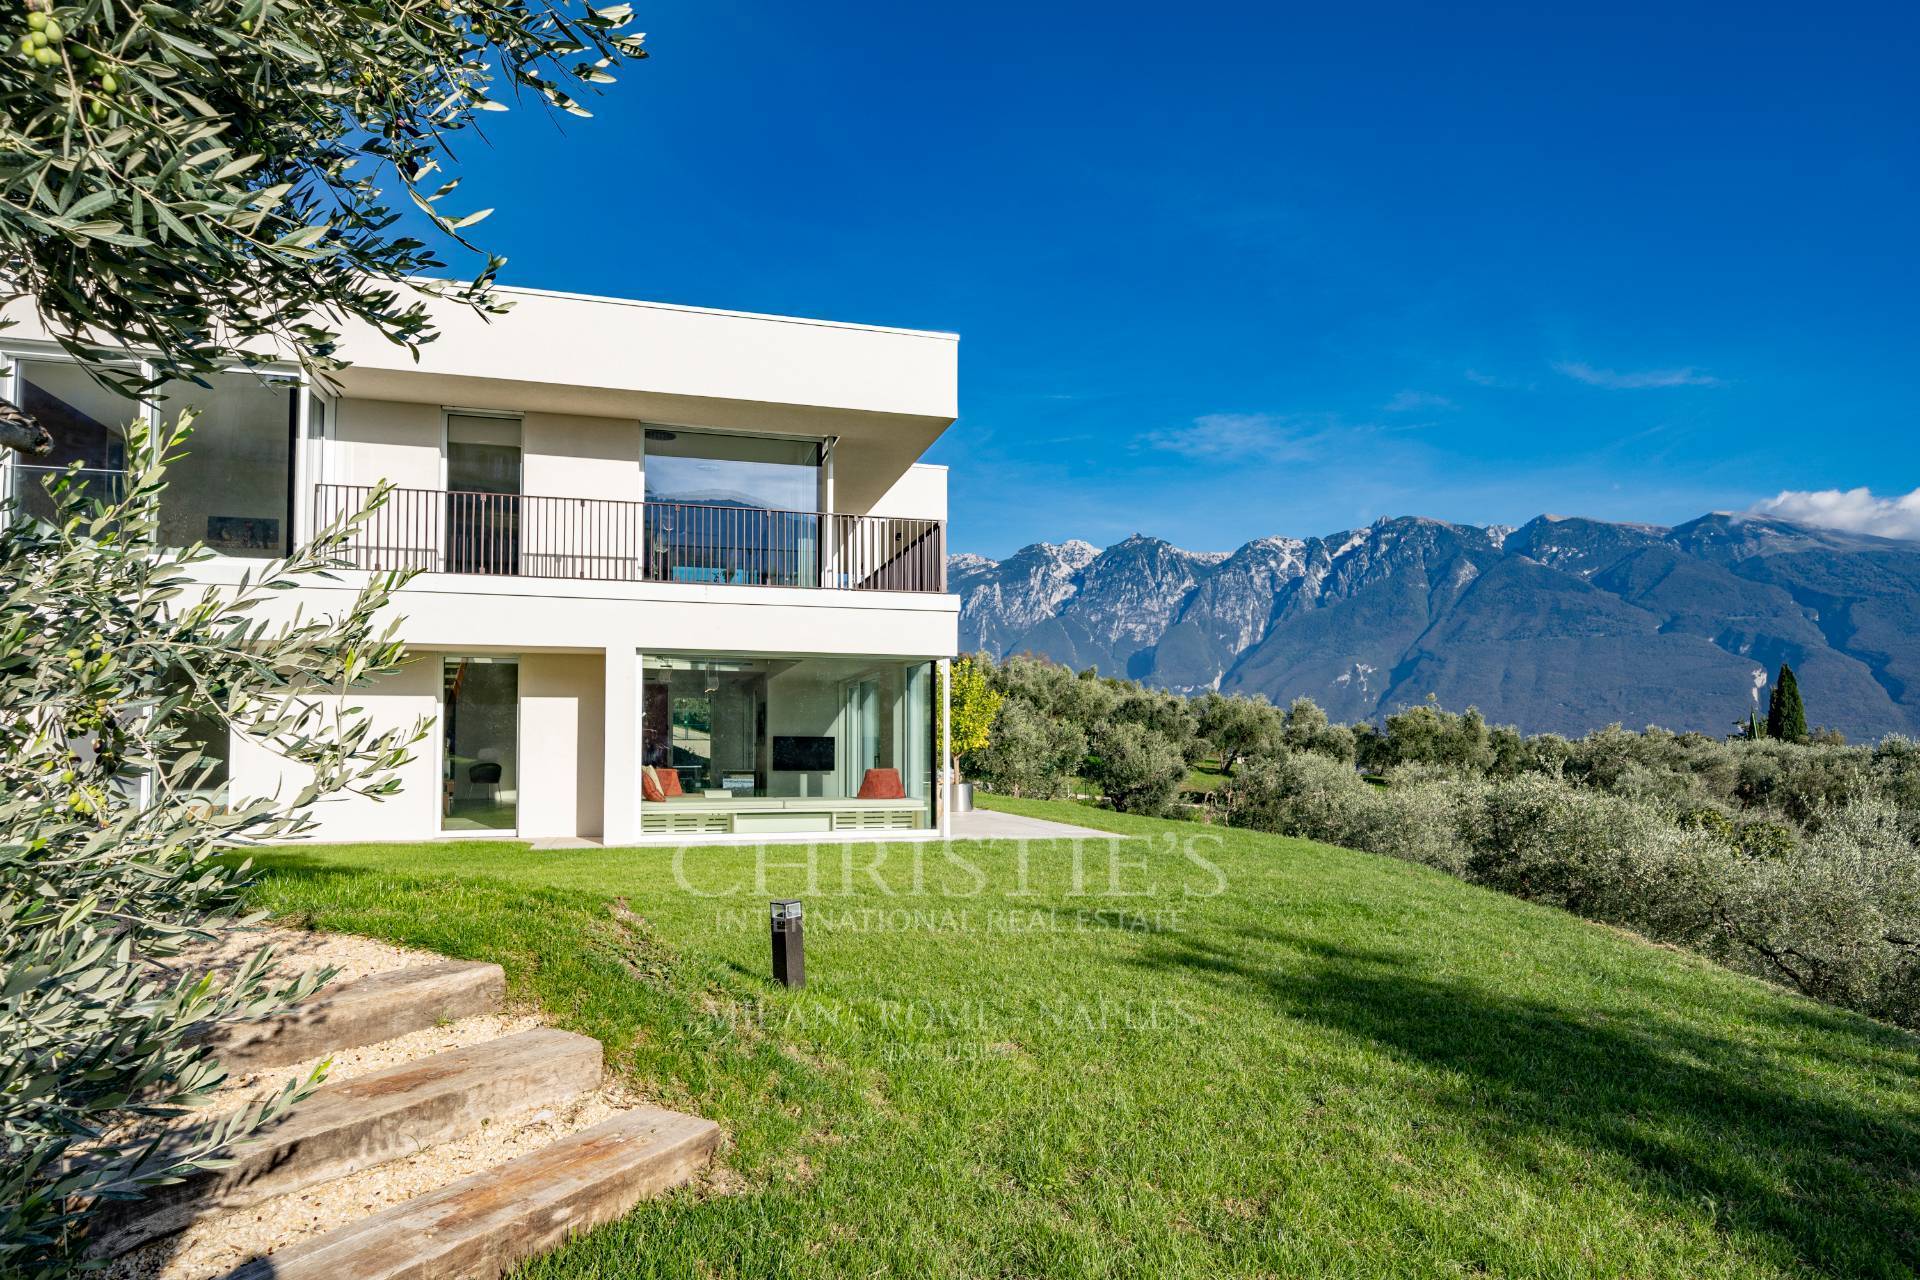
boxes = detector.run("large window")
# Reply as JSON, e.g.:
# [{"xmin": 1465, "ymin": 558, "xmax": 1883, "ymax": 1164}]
[
  {"xmin": 153, "ymin": 373, "xmax": 296, "ymax": 557},
  {"xmin": 8, "ymin": 359, "xmax": 295, "ymax": 556},
  {"xmin": 641, "ymin": 654, "xmax": 934, "ymax": 828},
  {"xmin": 642, "ymin": 429, "xmax": 824, "ymax": 587},
  {"xmin": 9, "ymin": 359, "xmax": 135, "ymax": 520},
  {"xmin": 643, "ymin": 429, "xmax": 820, "ymax": 510}
]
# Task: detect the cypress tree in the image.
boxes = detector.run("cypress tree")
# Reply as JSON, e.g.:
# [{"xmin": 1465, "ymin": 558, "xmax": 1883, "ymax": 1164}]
[{"xmin": 1767, "ymin": 663, "xmax": 1809, "ymax": 742}]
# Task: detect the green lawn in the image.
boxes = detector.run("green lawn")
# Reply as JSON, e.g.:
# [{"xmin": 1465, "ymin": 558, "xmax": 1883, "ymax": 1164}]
[
  {"xmin": 1184, "ymin": 757, "xmax": 1230, "ymax": 794},
  {"xmin": 247, "ymin": 796, "xmax": 1920, "ymax": 1279}
]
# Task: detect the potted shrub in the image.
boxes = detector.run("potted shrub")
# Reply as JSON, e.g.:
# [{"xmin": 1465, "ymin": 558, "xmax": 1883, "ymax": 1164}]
[{"xmin": 947, "ymin": 655, "xmax": 1001, "ymax": 812}]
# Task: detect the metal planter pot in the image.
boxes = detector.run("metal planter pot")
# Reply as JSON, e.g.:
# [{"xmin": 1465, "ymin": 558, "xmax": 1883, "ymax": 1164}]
[{"xmin": 953, "ymin": 781, "xmax": 975, "ymax": 813}]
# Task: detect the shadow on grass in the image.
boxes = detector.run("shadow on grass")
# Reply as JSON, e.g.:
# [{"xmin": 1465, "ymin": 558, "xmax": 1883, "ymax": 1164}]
[{"xmin": 1133, "ymin": 929, "xmax": 1920, "ymax": 1278}]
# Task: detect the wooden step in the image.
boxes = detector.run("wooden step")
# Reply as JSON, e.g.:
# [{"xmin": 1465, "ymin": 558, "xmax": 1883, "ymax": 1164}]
[
  {"xmin": 99, "ymin": 1028, "xmax": 602, "ymax": 1256},
  {"xmin": 222, "ymin": 1107, "xmax": 721, "ymax": 1280},
  {"xmin": 205, "ymin": 960, "xmax": 506, "ymax": 1073}
]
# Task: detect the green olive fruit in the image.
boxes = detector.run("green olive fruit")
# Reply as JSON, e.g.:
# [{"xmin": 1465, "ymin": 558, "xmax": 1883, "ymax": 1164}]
[
  {"xmin": 26, "ymin": 12, "xmax": 47, "ymax": 30},
  {"xmin": 25, "ymin": 30, "xmax": 44, "ymax": 48},
  {"xmin": 99, "ymin": 72, "xmax": 115, "ymax": 91},
  {"xmin": 42, "ymin": 18, "xmax": 61, "ymax": 41},
  {"xmin": 33, "ymin": 45, "xmax": 57, "ymax": 64}
]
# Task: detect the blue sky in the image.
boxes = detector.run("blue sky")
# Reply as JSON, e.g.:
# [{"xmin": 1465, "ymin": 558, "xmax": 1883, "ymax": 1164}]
[{"xmin": 420, "ymin": 1, "xmax": 1919, "ymax": 557}]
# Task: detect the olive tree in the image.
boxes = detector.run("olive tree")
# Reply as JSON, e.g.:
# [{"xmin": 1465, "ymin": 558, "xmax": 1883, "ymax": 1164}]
[
  {"xmin": 0, "ymin": 0, "xmax": 649, "ymax": 450},
  {"xmin": 1084, "ymin": 720, "xmax": 1186, "ymax": 817},
  {"xmin": 966, "ymin": 699, "xmax": 1084, "ymax": 800},
  {"xmin": 0, "ymin": 4, "xmax": 649, "ymax": 1267},
  {"xmin": 0, "ymin": 421, "xmax": 422, "ymax": 1272},
  {"xmin": 1194, "ymin": 692, "xmax": 1281, "ymax": 775},
  {"xmin": 1278, "ymin": 696, "xmax": 1356, "ymax": 764}
]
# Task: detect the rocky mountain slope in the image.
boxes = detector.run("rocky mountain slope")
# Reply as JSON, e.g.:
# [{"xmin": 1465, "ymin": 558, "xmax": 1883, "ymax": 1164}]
[{"xmin": 951, "ymin": 514, "xmax": 1920, "ymax": 738}]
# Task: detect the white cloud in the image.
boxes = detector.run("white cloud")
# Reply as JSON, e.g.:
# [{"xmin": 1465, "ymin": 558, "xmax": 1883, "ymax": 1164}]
[
  {"xmin": 1462, "ymin": 368, "xmax": 1538, "ymax": 391},
  {"xmin": 1145, "ymin": 413, "xmax": 1346, "ymax": 463},
  {"xmin": 1751, "ymin": 486, "xmax": 1920, "ymax": 541},
  {"xmin": 1383, "ymin": 390, "xmax": 1455, "ymax": 413},
  {"xmin": 1554, "ymin": 361, "xmax": 1724, "ymax": 389}
]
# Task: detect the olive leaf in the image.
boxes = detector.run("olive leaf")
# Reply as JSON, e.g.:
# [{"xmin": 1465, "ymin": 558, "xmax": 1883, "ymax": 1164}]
[
  {"xmin": 0, "ymin": 0, "xmax": 649, "ymax": 449},
  {"xmin": 0, "ymin": 419, "xmax": 426, "ymax": 1274}
]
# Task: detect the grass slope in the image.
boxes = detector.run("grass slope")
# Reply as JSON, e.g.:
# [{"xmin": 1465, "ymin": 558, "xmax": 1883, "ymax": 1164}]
[{"xmin": 246, "ymin": 797, "xmax": 1920, "ymax": 1279}]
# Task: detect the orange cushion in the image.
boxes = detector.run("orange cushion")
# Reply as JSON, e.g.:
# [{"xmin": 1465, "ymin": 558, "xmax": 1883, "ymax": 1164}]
[
  {"xmin": 659, "ymin": 768, "xmax": 684, "ymax": 797},
  {"xmin": 641, "ymin": 768, "xmax": 666, "ymax": 803},
  {"xmin": 857, "ymin": 768, "xmax": 906, "ymax": 800}
]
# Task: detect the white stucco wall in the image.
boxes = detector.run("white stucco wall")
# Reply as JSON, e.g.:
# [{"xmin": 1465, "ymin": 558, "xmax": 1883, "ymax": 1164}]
[
  {"xmin": 227, "ymin": 655, "xmax": 442, "ymax": 845},
  {"xmin": 332, "ymin": 288, "xmax": 958, "ymax": 424},
  {"xmin": 865, "ymin": 462, "xmax": 948, "ymax": 521},
  {"xmin": 231, "ymin": 650, "xmax": 609, "ymax": 843},
  {"xmin": 2, "ymin": 286, "xmax": 958, "ymax": 512},
  {"xmin": 522, "ymin": 412, "xmax": 642, "ymax": 501},
  {"xmin": 518, "ymin": 653, "xmax": 606, "ymax": 839},
  {"xmin": 197, "ymin": 556, "xmax": 956, "ymax": 843},
  {"xmin": 519, "ymin": 412, "xmax": 644, "ymax": 578},
  {"xmin": 332, "ymin": 399, "xmax": 441, "ymax": 489},
  {"xmin": 187, "ymin": 561, "xmax": 959, "ymax": 660}
]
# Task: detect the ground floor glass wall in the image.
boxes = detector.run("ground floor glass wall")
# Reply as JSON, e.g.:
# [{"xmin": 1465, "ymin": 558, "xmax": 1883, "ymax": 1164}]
[{"xmin": 641, "ymin": 654, "xmax": 934, "ymax": 832}]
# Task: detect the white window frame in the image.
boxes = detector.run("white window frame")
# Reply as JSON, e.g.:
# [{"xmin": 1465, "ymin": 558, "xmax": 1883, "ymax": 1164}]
[{"xmin": 295, "ymin": 383, "xmax": 338, "ymax": 546}]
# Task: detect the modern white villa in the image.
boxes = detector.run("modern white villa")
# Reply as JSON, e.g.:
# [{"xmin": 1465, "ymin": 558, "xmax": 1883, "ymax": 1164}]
[{"xmin": 1, "ymin": 287, "xmax": 960, "ymax": 844}]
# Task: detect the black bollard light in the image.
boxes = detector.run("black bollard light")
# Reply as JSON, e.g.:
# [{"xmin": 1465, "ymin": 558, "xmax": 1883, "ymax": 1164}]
[{"xmin": 770, "ymin": 899, "xmax": 805, "ymax": 989}]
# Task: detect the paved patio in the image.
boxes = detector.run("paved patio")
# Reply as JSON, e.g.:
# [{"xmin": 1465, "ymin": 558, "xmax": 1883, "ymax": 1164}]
[
  {"xmin": 525, "ymin": 806, "xmax": 1120, "ymax": 850},
  {"xmin": 949, "ymin": 805, "xmax": 1117, "ymax": 841}
]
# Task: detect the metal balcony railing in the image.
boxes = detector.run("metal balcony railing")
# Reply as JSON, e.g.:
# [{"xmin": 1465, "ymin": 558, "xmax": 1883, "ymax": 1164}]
[{"xmin": 313, "ymin": 484, "xmax": 948, "ymax": 593}]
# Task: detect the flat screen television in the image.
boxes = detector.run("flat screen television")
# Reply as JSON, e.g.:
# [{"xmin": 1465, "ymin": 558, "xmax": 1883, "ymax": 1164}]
[{"xmin": 773, "ymin": 735, "xmax": 835, "ymax": 772}]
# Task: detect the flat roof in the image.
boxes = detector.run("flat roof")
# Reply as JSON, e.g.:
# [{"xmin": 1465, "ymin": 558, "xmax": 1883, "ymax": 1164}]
[{"xmin": 480, "ymin": 282, "xmax": 961, "ymax": 342}]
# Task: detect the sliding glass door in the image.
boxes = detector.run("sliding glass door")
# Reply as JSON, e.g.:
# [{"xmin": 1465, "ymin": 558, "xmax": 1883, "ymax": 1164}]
[
  {"xmin": 445, "ymin": 413, "xmax": 521, "ymax": 574},
  {"xmin": 844, "ymin": 677, "xmax": 882, "ymax": 796},
  {"xmin": 443, "ymin": 657, "xmax": 518, "ymax": 832}
]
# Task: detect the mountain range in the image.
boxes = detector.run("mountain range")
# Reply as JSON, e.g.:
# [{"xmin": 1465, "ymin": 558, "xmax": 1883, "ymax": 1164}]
[{"xmin": 950, "ymin": 513, "xmax": 1920, "ymax": 739}]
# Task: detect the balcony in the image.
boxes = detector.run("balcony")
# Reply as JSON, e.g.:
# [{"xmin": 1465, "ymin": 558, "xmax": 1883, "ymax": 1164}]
[{"xmin": 314, "ymin": 484, "xmax": 948, "ymax": 594}]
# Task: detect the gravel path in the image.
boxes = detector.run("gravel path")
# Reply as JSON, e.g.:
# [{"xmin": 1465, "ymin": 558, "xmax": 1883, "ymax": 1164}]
[
  {"xmin": 106, "ymin": 1070, "xmax": 642, "ymax": 1280},
  {"xmin": 105, "ymin": 929, "xmax": 644, "ymax": 1280},
  {"xmin": 155, "ymin": 924, "xmax": 433, "ymax": 989}
]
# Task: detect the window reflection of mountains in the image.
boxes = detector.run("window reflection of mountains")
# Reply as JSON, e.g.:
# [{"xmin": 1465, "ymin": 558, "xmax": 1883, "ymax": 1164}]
[{"xmin": 650, "ymin": 489, "xmax": 816, "ymax": 514}]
